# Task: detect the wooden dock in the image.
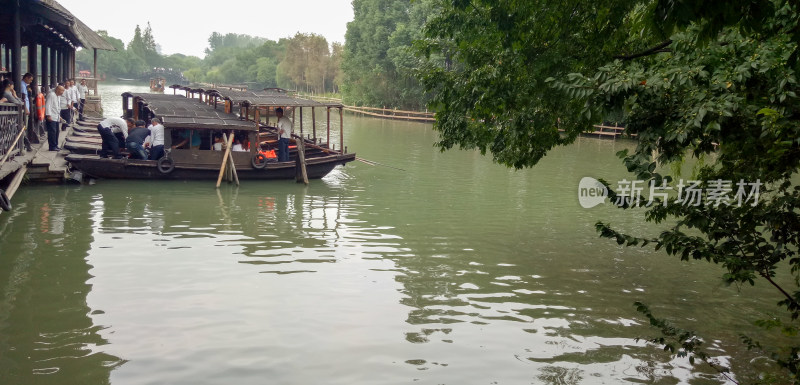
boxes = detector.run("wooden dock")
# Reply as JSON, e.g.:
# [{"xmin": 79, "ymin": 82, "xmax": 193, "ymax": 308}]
[
  {"xmin": 558, "ymin": 124, "xmax": 636, "ymax": 139},
  {"xmin": 0, "ymin": 119, "xmax": 87, "ymax": 211}
]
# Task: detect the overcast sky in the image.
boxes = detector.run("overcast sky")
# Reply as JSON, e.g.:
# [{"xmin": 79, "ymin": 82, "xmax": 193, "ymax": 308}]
[{"xmin": 57, "ymin": 0, "xmax": 355, "ymax": 57}]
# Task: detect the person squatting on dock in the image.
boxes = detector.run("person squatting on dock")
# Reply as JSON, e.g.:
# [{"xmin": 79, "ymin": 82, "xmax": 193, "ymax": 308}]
[
  {"xmin": 98, "ymin": 117, "xmax": 133, "ymax": 159},
  {"xmin": 126, "ymin": 120, "xmax": 150, "ymax": 160},
  {"xmin": 276, "ymin": 107, "xmax": 293, "ymax": 162},
  {"xmin": 44, "ymin": 85, "xmax": 65, "ymax": 151}
]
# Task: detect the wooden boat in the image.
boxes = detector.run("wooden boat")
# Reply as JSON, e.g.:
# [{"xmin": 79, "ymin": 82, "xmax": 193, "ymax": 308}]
[
  {"xmin": 150, "ymin": 77, "xmax": 166, "ymax": 93},
  {"xmin": 65, "ymin": 92, "xmax": 355, "ymax": 181}
]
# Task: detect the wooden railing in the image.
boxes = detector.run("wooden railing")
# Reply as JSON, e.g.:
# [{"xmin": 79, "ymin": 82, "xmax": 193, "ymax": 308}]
[
  {"xmin": 299, "ymin": 94, "xmax": 436, "ymax": 122},
  {"xmin": 0, "ymin": 103, "xmax": 25, "ymax": 164}
]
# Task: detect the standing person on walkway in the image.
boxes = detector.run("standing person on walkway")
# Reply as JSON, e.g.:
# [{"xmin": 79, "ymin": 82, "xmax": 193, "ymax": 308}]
[
  {"xmin": 145, "ymin": 118, "xmax": 165, "ymax": 160},
  {"xmin": 98, "ymin": 117, "xmax": 133, "ymax": 158},
  {"xmin": 20, "ymin": 73, "xmax": 32, "ymax": 116},
  {"xmin": 76, "ymin": 79, "xmax": 88, "ymax": 121},
  {"xmin": 276, "ymin": 107, "xmax": 293, "ymax": 162},
  {"xmin": 58, "ymin": 82, "xmax": 71, "ymax": 131},
  {"xmin": 67, "ymin": 80, "xmax": 79, "ymax": 123},
  {"xmin": 44, "ymin": 85, "xmax": 65, "ymax": 151},
  {"xmin": 19, "ymin": 73, "xmax": 34, "ymax": 151},
  {"xmin": 126, "ymin": 120, "xmax": 150, "ymax": 160}
]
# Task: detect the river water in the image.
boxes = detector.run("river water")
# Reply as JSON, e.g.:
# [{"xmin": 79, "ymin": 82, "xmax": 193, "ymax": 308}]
[{"xmin": 0, "ymin": 83, "xmax": 786, "ymax": 384}]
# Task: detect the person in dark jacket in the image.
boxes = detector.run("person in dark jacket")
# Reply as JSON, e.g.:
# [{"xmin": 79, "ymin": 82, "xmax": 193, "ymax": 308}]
[{"xmin": 126, "ymin": 120, "xmax": 151, "ymax": 159}]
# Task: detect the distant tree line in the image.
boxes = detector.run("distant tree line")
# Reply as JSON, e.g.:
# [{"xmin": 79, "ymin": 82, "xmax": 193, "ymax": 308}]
[{"xmin": 76, "ymin": 27, "xmax": 342, "ymax": 93}]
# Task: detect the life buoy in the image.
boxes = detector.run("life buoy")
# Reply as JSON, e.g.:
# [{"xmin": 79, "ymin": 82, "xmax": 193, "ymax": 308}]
[
  {"xmin": 157, "ymin": 157, "xmax": 175, "ymax": 174},
  {"xmin": 35, "ymin": 93, "xmax": 45, "ymax": 121},
  {"xmin": 0, "ymin": 189, "xmax": 11, "ymax": 212},
  {"xmin": 251, "ymin": 153, "xmax": 267, "ymax": 169}
]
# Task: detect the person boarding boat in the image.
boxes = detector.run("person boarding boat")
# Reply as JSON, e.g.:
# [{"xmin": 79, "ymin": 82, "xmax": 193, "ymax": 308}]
[{"xmin": 98, "ymin": 117, "xmax": 133, "ymax": 159}]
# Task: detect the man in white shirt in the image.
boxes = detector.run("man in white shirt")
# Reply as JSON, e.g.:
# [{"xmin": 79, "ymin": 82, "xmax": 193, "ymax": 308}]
[
  {"xmin": 77, "ymin": 79, "xmax": 88, "ymax": 121},
  {"xmin": 98, "ymin": 117, "xmax": 133, "ymax": 158},
  {"xmin": 59, "ymin": 81, "xmax": 72, "ymax": 131},
  {"xmin": 276, "ymin": 107, "xmax": 293, "ymax": 162},
  {"xmin": 145, "ymin": 118, "xmax": 165, "ymax": 160},
  {"xmin": 67, "ymin": 80, "xmax": 79, "ymax": 122},
  {"xmin": 44, "ymin": 85, "xmax": 65, "ymax": 151}
]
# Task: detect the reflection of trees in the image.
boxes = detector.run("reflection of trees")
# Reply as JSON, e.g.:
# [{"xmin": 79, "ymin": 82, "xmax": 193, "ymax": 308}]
[
  {"xmin": 91, "ymin": 181, "xmax": 351, "ymax": 274},
  {"xmin": 0, "ymin": 187, "xmax": 121, "ymax": 383}
]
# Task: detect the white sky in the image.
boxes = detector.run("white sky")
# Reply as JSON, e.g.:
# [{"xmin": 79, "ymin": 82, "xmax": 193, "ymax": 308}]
[{"xmin": 58, "ymin": 0, "xmax": 355, "ymax": 57}]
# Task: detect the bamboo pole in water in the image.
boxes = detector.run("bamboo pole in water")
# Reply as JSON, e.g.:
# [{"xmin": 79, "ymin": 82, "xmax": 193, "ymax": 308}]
[
  {"xmin": 223, "ymin": 132, "xmax": 240, "ymax": 186},
  {"xmin": 216, "ymin": 131, "xmax": 235, "ymax": 188}
]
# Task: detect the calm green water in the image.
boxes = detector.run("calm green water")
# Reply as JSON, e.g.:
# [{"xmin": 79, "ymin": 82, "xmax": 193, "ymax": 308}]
[{"xmin": 0, "ymin": 84, "xmax": 785, "ymax": 384}]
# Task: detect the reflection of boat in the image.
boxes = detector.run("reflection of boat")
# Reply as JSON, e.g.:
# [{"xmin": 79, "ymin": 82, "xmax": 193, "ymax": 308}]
[
  {"xmin": 150, "ymin": 77, "xmax": 166, "ymax": 93},
  {"xmin": 117, "ymin": 77, "xmax": 135, "ymax": 81},
  {"xmin": 65, "ymin": 92, "xmax": 355, "ymax": 181}
]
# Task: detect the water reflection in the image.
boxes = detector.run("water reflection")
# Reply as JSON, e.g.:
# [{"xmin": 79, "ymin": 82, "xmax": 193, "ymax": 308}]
[{"xmin": 0, "ymin": 186, "xmax": 122, "ymax": 384}]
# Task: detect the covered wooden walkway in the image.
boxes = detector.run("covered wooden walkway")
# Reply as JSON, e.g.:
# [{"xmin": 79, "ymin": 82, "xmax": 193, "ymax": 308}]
[{"xmin": 0, "ymin": 0, "xmax": 114, "ymax": 213}]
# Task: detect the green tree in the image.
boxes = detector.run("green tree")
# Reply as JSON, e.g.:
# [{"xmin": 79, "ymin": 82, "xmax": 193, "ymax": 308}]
[
  {"xmin": 328, "ymin": 42, "xmax": 344, "ymax": 94},
  {"xmin": 342, "ymin": 0, "xmax": 432, "ymax": 109},
  {"xmin": 277, "ymin": 33, "xmax": 332, "ymax": 93},
  {"xmin": 128, "ymin": 25, "xmax": 146, "ymax": 63},
  {"xmin": 417, "ymin": 0, "xmax": 800, "ymax": 382},
  {"xmin": 141, "ymin": 22, "xmax": 160, "ymax": 68}
]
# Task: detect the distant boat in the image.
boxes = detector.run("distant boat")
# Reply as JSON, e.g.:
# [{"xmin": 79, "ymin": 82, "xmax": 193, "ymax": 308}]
[
  {"xmin": 150, "ymin": 77, "xmax": 166, "ymax": 93},
  {"xmin": 117, "ymin": 77, "xmax": 135, "ymax": 81}
]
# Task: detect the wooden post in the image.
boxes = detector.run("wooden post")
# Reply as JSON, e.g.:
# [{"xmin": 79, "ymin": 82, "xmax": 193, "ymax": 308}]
[
  {"xmin": 28, "ymin": 43, "xmax": 37, "ymax": 91},
  {"xmin": 295, "ymin": 136, "xmax": 308, "ymax": 185},
  {"xmin": 326, "ymin": 107, "xmax": 330, "ymax": 147},
  {"xmin": 312, "ymin": 106, "xmax": 316, "ymax": 142},
  {"xmin": 339, "ymin": 107, "xmax": 344, "ymax": 154},
  {"xmin": 41, "ymin": 45, "xmax": 49, "ymax": 91},
  {"xmin": 93, "ymin": 48, "xmax": 98, "ymax": 80},
  {"xmin": 12, "ymin": 2, "xmax": 21, "ymax": 92},
  {"xmin": 299, "ymin": 106, "xmax": 303, "ymax": 135},
  {"xmin": 216, "ymin": 131, "xmax": 235, "ymax": 188},
  {"xmin": 57, "ymin": 49, "xmax": 63, "ymax": 83},
  {"xmin": 49, "ymin": 46, "xmax": 56, "ymax": 86},
  {"xmin": 70, "ymin": 49, "xmax": 76, "ymax": 79}
]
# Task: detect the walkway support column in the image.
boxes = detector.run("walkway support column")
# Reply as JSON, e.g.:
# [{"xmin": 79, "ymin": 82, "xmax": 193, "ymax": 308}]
[
  {"xmin": 12, "ymin": 0, "xmax": 22, "ymax": 92},
  {"xmin": 49, "ymin": 46, "xmax": 57, "ymax": 86},
  {"xmin": 41, "ymin": 45, "xmax": 49, "ymax": 91}
]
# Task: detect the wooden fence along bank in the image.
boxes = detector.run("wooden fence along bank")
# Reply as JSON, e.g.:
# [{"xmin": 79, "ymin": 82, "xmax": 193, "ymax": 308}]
[{"xmin": 302, "ymin": 95, "xmax": 634, "ymax": 139}]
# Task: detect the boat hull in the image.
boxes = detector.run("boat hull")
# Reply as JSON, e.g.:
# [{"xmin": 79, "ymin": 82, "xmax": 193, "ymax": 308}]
[{"xmin": 65, "ymin": 153, "xmax": 355, "ymax": 180}]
